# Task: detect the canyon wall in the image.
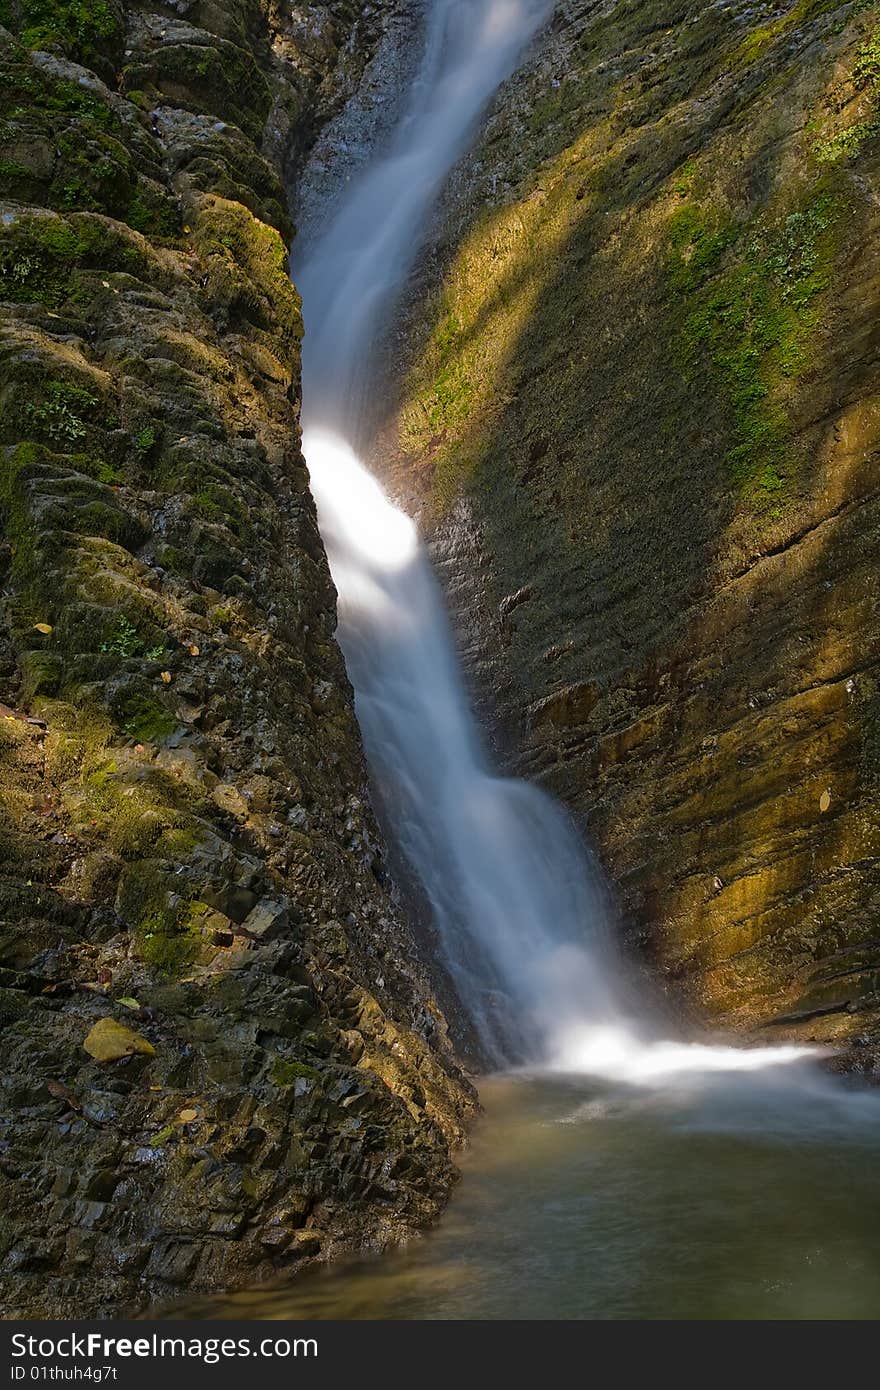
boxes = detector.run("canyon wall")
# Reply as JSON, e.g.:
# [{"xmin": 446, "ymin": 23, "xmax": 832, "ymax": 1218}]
[
  {"xmin": 384, "ymin": 0, "xmax": 880, "ymax": 1050},
  {"xmin": 0, "ymin": 0, "xmax": 475, "ymax": 1318},
  {"xmin": 3, "ymin": 0, "xmax": 880, "ymax": 1320}
]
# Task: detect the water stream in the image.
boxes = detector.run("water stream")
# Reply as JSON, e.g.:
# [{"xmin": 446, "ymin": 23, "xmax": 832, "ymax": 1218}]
[
  {"xmin": 229, "ymin": 0, "xmax": 880, "ymax": 1317},
  {"xmin": 293, "ymin": 0, "xmax": 828, "ymax": 1083},
  {"xmin": 179, "ymin": 1073, "xmax": 880, "ymax": 1319}
]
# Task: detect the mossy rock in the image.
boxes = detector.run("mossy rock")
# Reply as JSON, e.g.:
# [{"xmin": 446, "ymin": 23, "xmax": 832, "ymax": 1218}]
[
  {"xmin": 122, "ymin": 37, "xmax": 272, "ymax": 145},
  {"xmin": 270, "ymin": 1057, "xmax": 319, "ymax": 1087},
  {"xmin": 7, "ymin": 0, "xmax": 124, "ymax": 77},
  {"xmin": 191, "ymin": 194, "xmax": 301, "ymax": 355},
  {"xmin": 113, "ymin": 690, "xmax": 177, "ymax": 743},
  {"xmin": 0, "ymin": 206, "xmax": 166, "ymax": 310}
]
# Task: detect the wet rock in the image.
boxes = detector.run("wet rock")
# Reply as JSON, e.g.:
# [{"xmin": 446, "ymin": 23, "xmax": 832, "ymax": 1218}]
[
  {"xmin": 202, "ymin": 885, "xmax": 258, "ymax": 924},
  {"xmin": 239, "ymin": 899, "xmax": 291, "ymax": 942},
  {"xmin": 528, "ymin": 680, "xmax": 602, "ymax": 732},
  {"xmin": 289, "ymin": 1230, "xmax": 322, "ymax": 1258},
  {"xmin": 0, "ymin": 0, "xmax": 476, "ymax": 1323}
]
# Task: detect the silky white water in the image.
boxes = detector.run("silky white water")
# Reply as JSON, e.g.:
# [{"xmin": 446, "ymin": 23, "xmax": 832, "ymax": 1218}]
[
  {"xmin": 293, "ymin": 0, "xmax": 862, "ymax": 1098},
  {"xmin": 296, "ymin": 0, "xmax": 553, "ymax": 436}
]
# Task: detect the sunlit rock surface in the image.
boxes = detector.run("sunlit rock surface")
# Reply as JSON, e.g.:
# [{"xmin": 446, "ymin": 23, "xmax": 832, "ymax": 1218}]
[{"xmin": 380, "ymin": 0, "xmax": 880, "ymax": 1047}]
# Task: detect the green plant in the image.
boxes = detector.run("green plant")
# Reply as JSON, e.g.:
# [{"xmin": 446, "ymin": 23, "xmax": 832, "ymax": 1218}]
[
  {"xmin": 17, "ymin": 0, "xmax": 122, "ymax": 63},
  {"xmin": 814, "ymin": 119, "xmax": 880, "ymax": 162},
  {"xmin": 99, "ymin": 616, "xmax": 141, "ymax": 658},
  {"xmin": 134, "ymin": 426, "xmax": 156, "ymax": 452},
  {"xmin": 812, "ymin": 28, "xmax": 880, "ymax": 164},
  {"xmin": 22, "ymin": 381, "xmax": 97, "ymax": 444},
  {"xmin": 852, "ymin": 30, "xmax": 880, "ymax": 90}
]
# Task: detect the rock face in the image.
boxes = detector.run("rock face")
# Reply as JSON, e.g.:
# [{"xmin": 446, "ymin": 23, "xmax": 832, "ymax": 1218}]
[
  {"xmin": 384, "ymin": 0, "xmax": 880, "ymax": 1048},
  {"xmin": 0, "ymin": 0, "xmax": 475, "ymax": 1318}
]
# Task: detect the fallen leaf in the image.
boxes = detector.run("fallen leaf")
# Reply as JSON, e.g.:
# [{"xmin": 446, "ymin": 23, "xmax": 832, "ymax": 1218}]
[
  {"xmin": 149, "ymin": 1124, "xmax": 175, "ymax": 1147},
  {"xmin": 83, "ymin": 1017, "xmax": 155, "ymax": 1062},
  {"xmin": 188, "ymin": 644, "xmax": 200, "ymax": 656},
  {"xmin": 178, "ymin": 1108, "xmax": 198, "ymax": 1124},
  {"xmin": 116, "ymin": 996, "xmax": 141, "ymax": 1010},
  {"xmin": 160, "ymin": 670, "xmax": 172, "ymax": 684},
  {"xmin": 819, "ymin": 789, "xmax": 832, "ymax": 813},
  {"xmin": 33, "ymin": 623, "xmax": 53, "ymax": 635},
  {"xmin": 47, "ymin": 1079, "xmax": 82, "ymax": 1111}
]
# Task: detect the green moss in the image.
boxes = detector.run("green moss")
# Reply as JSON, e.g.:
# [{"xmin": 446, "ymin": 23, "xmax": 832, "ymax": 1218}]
[
  {"xmin": 672, "ymin": 188, "xmax": 841, "ymax": 508},
  {"xmin": 117, "ymin": 693, "xmax": 176, "ymax": 742},
  {"xmin": 126, "ymin": 181, "xmax": 181, "ymax": 241},
  {"xmin": 123, "ymin": 38, "xmax": 271, "ymax": 144},
  {"xmin": 135, "ymin": 901, "xmax": 200, "ymax": 974},
  {"xmin": 729, "ymin": 0, "xmax": 844, "ymax": 69},
  {"xmin": 0, "ymin": 209, "xmax": 155, "ymax": 309},
  {"xmin": 666, "ymin": 204, "xmax": 738, "ymax": 293},
  {"xmin": 0, "ymin": 158, "xmax": 31, "ymax": 183},
  {"xmin": 407, "ymin": 295, "xmax": 477, "ymax": 440},
  {"xmin": 211, "ymin": 604, "xmax": 235, "ymax": 630},
  {"xmin": 672, "ymin": 160, "xmax": 701, "ymax": 197},
  {"xmin": 192, "ymin": 482, "xmax": 249, "ymax": 537},
  {"xmin": 42, "ymin": 700, "xmax": 114, "ymax": 781},
  {"xmin": 0, "ymin": 76, "xmax": 136, "ymax": 208},
  {"xmin": 270, "ymin": 1057, "xmax": 318, "ymax": 1086},
  {"xmin": 0, "ymin": 62, "xmax": 120, "ymax": 128},
  {"xmin": 83, "ymin": 456, "xmax": 123, "ymax": 485},
  {"xmin": 155, "ymin": 826, "xmax": 199, "ymax": 857},
  {"xmin": 0, "ymin": 443, "xmax": 44, "ymax": 594},
  {"xmin": 80, "ymin": 756, "xmax": 194, "ymax": 859},
  {"xmin": 18, "ymin": 648, "xmax": 62, "ymax": 700},
  {"xmin": 193, "ymin": 197, "xmax": 301, "ymax": 353}
]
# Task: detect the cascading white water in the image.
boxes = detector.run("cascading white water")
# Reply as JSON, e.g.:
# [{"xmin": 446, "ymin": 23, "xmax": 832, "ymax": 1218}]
[
  {"xmin": 292, "ymin": 0, "xmax": 833, "ymax": 1087},
  {"xmin": 296, "ymin": 0, "xmax": 553, "ymax": 436},
  {"xmin": 301, "ymin": 429, "xmax": 627, "ymax": 1064}
]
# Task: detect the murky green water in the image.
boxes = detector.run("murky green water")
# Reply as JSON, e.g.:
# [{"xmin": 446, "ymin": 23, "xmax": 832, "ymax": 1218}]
[{"xmin": 179, "ymin": 1068, "xmax": 880, "ymax": 1320}]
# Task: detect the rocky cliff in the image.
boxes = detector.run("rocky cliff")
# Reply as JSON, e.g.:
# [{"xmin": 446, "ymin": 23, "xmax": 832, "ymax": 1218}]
[
  {"xmin": 0, "ymin": 0, "xmax": 475, "ymax": 1318},
  {"xmin": 383, "ymin": 0, "xmax": 880, "ymax": 1053},
  {"xmin": 4, "ymin": 0, "xmax": 880, "ymax": 1320}
]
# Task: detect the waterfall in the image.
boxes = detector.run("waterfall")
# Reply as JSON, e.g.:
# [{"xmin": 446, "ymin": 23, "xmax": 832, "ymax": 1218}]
[
  {"xmin": 300, "ymin": 429, "xmax": 626, "ymax": 1064},
  {"xmin": 296, "ymin": 0, "xmax": 553, "ymax": 439},
  {"xmin": 292, "ymin": 0, "xmax": 820, "ymax": 1081}
]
